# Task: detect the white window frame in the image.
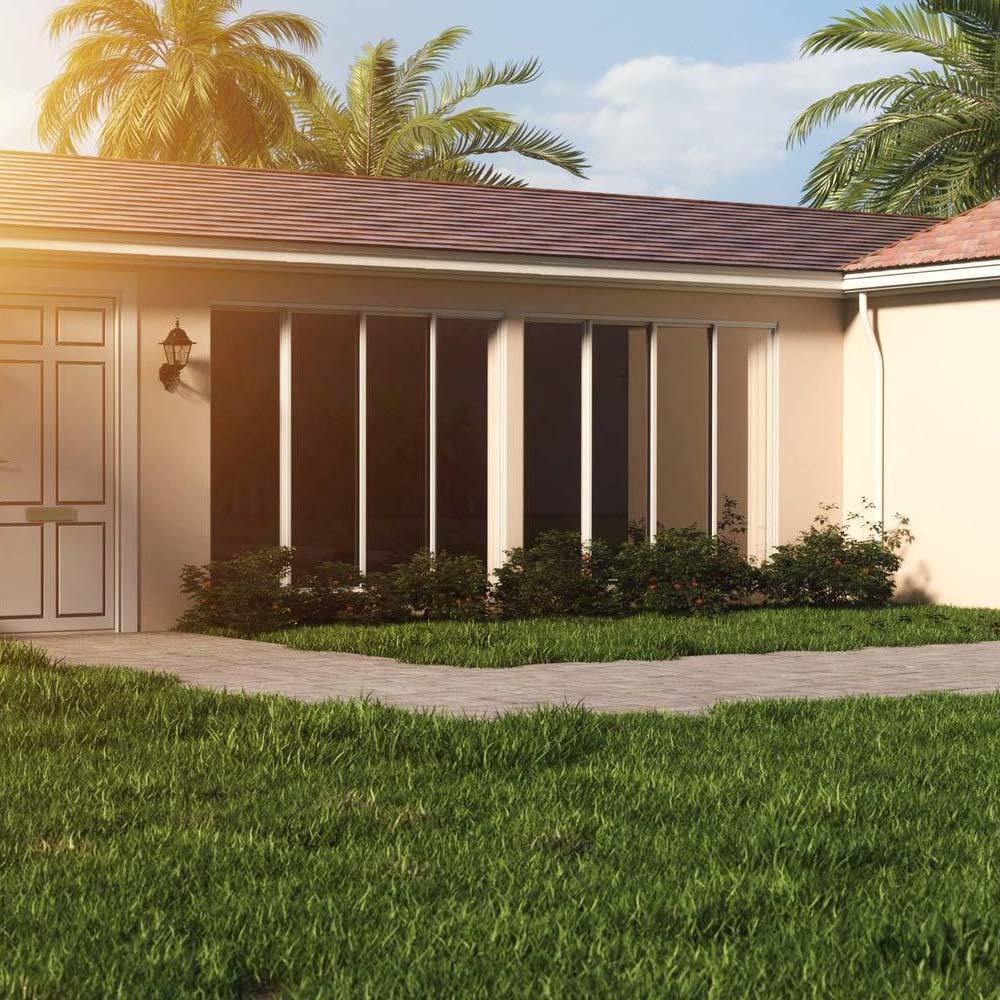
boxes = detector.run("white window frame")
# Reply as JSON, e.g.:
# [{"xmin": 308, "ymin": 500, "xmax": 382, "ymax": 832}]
[
  {"xmin": 270, "ymin": 307, "xmax": 501, "ymax": 574},
  {"xmin": 525, "ymin": 313, "xmax": 778, "ymax": 554}
]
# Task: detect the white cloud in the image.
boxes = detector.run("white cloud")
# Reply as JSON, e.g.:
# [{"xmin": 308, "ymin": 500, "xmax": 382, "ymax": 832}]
[{"xmin": 521, "ymin": 47, "xmax": 922, "ymax": 199}]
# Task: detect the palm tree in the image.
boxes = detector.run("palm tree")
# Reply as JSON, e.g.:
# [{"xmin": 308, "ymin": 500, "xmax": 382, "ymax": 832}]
[
  {"xmin": 39, "ymin": 0, "xmax": 322, "ymax": 167},
  {"xmin": 291, "ymin": 26, "xmax": 588, "ymax": 186},
  {"xmin": 788, "ymin": 0, "xmax": 1000, "ymax": 216}
]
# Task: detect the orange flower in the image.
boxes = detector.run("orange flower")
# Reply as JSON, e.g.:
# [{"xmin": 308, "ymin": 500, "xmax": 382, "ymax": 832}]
[
  {"xmin": 833, "ymin": 559, "xmax": 843, "ymax": 568},
  {"xmin": 202, "ymin": 579, "xmax": 213, "ymax": 590},
  {"xmin": 693, "ymin": 598, "xmax": 704, "ymax": 607},
  {"xmin": 673, "ymin": 582, "xmax": 682, "ymax": 591}
]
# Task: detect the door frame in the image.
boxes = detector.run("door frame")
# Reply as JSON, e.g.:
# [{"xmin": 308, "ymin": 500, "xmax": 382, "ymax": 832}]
[{"xmin": 0, "ymin": 264, "xmax": 139, "ymax": 632}]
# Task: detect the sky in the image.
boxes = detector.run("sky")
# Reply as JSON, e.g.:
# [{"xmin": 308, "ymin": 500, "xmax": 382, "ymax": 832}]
[{"xmin": 0, "ymin": 0, "xmax": 918, "ymax": 206}]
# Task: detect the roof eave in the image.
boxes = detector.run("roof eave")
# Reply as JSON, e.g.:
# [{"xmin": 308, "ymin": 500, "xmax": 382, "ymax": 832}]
[
  {"xmin": 0, "ymin": 227, "xmax": 847, "ymax": 297},
  {"xmin": 844, "ymin": 256, "xmax": 1000, "ymax": 294}
]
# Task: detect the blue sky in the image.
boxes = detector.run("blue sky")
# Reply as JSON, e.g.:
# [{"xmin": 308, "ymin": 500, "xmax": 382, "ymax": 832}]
[{"xmin": 1, "ymin": 0, "xmax": 916, "ymax": 205}]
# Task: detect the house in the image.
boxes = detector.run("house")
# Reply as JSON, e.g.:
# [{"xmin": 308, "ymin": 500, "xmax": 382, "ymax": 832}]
[{"xmin": 0, "ymin": 149, "xmax": 992, "ymax": 633}]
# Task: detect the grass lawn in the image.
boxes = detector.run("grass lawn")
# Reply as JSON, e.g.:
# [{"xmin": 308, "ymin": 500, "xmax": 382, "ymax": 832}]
[
  {"xmin": 260, "ymin": 605, "xmax": 1000, "ymax": 667},
  {"xmin": 6, "ymin": 641, "xmax": 1000, "ymax": 998}
]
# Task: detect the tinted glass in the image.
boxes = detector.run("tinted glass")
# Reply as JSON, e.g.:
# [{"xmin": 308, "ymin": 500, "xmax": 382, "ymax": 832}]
[
  {"xmin": 366, "ymin": 315, "xmax": 429, "ymax": 570},
  {"xmin": 437, "ymin": 318, "xmax": 491, "ymax": 562},
  {"xmin": 524, "ymin": 322, "xmax": 581, "ymax": 546},
  {"xmin": 292, "ymin": 312, "xmax": 358, "ymax": 575},
  {"xmin": 211, "ymin": 310, "xmax": 280, "ymax": 560}
]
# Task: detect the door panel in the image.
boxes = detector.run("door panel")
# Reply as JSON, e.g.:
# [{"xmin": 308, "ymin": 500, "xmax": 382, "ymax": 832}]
[
  {"xmin": 56, "ymin": 362, "xmax": 106, "ymax": 505},
  {"xmin": 0, "ymin": 305, "xmax": 43, "ymax": 344},
  {"xmin": 0, "ymin": 294, "xmax": 115, "ymax": 633},
  {"xmin": 0, "ymin": 360, "xmax": 43, "ymax": 504},
  {"xmin": 57, "ymin": 308, "xmax": 106, "ymax": 347},
  {"xmin": 0, "ymin": 524, "xmax": 43, "ymax": 618},
  {"xmin": 56, "ymin": 523, "xmax": 106, "ymax": 617}
]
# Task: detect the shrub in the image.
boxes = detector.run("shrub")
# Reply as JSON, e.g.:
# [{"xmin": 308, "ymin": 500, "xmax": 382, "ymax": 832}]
[
  {"xmin": 178, "ymin": 547, "xmax": 295, "ymax": 633},
  {"xmin": 760, "ymin": 503, "xmax": 912, "ymax": 608},
  {"xmin": 493, "ymin": 531, "xmax": 619, "ymax": 619},
  {"xmin": 367, "ymin": 550, "xmax": 489, "ymax": 622},
  {"xmin": 614, "ymin": 526, "xmax": 757, "ymax": 615},
  {"xmin": 179, "ymin": 549, "xmax": 488, "ymax": 631},
  {"xmin": 287, "ymin": 561, "xmax": 365, "ymax": 625}
]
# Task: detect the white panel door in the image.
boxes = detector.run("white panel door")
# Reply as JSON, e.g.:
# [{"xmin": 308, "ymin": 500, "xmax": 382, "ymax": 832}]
[{"xmin": 0, "ymin": 294, "xmax": 116, "ymax": 632}]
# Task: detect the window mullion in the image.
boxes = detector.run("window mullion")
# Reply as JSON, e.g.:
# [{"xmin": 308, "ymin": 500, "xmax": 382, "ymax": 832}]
[
  {"xmin": 358, "ymin": 313, "xmax": 367, "ymax": 573},
  {"xmin": 428, "ymin": 314, "xmax": 437, "ymax": 555},
  {"xmin": 580, "ymin": 320, "xmax": 593, "ymax": 545}
]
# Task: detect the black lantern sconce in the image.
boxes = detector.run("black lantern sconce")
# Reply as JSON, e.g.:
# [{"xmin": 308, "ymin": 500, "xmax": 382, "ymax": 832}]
[{"xmin": 159, "ymin": 319, "xmax": 195, "ymax": 391}]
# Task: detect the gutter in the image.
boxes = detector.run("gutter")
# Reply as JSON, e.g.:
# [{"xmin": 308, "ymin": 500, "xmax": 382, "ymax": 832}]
[{"xmin": 857, "ymin": 292, "xmax": 884, "ymax": 528}]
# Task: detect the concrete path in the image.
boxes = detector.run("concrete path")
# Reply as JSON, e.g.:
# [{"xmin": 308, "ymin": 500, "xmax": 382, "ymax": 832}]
[{"xmin": 18, "ymin": 631, "xmax": 1000, "ymax": 716}]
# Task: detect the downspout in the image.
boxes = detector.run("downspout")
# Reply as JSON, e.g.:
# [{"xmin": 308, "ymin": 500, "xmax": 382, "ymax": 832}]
[{"xmin": 857, "ymin": 292, "xmax": 884, "ymax": 527}]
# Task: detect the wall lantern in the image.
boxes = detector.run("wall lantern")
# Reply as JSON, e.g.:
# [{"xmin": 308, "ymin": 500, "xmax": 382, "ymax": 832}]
[{"xmin": 159, "ymin": 319, "xmax": 195, "ymax": 390}]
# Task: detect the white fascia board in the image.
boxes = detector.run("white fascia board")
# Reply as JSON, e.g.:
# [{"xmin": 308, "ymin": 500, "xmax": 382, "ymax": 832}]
[
  {"xmin": 844, "ymin": 257, "xmax": 1000, "ymax": 293},
  {"xmin": 0, "ymin": 232, "xmax": 845, "ymax": 297}
]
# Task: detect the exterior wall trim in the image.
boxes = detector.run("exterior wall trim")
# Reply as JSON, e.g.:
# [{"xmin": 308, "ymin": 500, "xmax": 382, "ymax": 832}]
[
  {"xmin": 0, "ymin": 233, "xmax": 847, "ymax": 297},
  {"xmin": 845, "ymin": 259, "xmax": 1000, "ymax": 293}
]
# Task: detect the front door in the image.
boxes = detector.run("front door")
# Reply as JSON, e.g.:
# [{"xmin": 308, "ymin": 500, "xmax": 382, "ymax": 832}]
[{"xmin": 0, "ymin": 293, "xmax": 116, "ymax": 632}]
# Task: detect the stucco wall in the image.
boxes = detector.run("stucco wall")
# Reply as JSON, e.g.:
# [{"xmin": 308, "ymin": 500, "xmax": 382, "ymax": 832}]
[
  {"xmin": 130, "ymin": 266, "xmax": 845, "ymax": 629},
  {"xmin": 0, "ymin": 261, "xmax": 842, "ymax": 630},
  {"xmin": 844, "ymin": 287, "xmax": 1000, "ymax": 607}
]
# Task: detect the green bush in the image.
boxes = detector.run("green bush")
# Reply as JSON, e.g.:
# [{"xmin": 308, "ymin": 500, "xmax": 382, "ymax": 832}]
[
  {"xmin": 493, "ymin": 531, "xmax": 619, "ymax": 619},
  {"xmin": 760, "ymin": 504, "xmax": 912, "ymax": 608},
  {"xmin": 179, "ymin": 549, "xmax": 489, "ymax": 632},
  {"xmin": 614, "ymin": 525, "xmax": 757, "ymax": 614},
  {"xmin": 288, "ymin": 561, "xmax": 365, "ymax": 625},
  {"xmin": 367, "ymin": 551, "xmax": 490, "ymax": 622},
  {"xmin": 178, "ymin": 502, "xmax": 914, "ymax": 632},
  {"xmin": 178, "ymin": 547, "xmax": 295, "ymax": 633}
]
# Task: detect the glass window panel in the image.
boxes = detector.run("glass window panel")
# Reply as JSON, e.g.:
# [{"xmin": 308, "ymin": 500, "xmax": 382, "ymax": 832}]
[
  {"xmin": 211, "ymin": 310, "xmax": 280, "ymax": 560},
  {"xmin": 592, "ymin": 325, "xmax": 648, "ymax": 547},
  {"xmin": 367, "ymin": 315, "xmax": 429, "ymax": 570},
  {"xmin": 291, "ymin": 312, "xmax": 358, "ymax": 577},
  {"xmin": 436, "ymin": 318, "xmax": 491, "ymax": 562},
  {"xmin": 717, "ymin": 327, "xmax": 770, "ymax": 559},
  {"xmin": 655, "ymin": 326, "xmax": 711, "ymax": 533},
  {"xmin": 524, "ymin": 322, "xmax": 582, "ymax": 546}
]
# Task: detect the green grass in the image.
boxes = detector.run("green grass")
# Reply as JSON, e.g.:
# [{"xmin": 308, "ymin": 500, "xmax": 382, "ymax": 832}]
[
  {"xmin": 6, "ymin": 639, "xmax": 1000, "ymax": 998},
  {"xmin": 261, "ymin": 605, "xmax": 1000, "ymax": 668}
]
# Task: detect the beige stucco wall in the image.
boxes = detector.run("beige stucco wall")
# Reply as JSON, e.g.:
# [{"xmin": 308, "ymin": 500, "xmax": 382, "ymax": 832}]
[
  {"xmin": 0, "ymin": 258, "xmax": 846, "ymax": 630},
  {"xmin": 844, "ymin": 287, "xmax": 1000, "ymax": 607}
]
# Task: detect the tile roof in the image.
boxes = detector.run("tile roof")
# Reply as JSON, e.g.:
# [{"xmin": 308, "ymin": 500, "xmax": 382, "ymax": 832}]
[
  {"xmin": 847, "ymin": 199, "xmax": 1000, "ymax": 271},
  {"xmin": 0, "ymin": 150, "xmax": 936, "ymax": 273}
]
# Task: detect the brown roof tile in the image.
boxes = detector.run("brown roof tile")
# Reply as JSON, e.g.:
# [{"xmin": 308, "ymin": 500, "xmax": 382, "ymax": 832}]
[
  {"xmin": 847, "ymin": 199, "xmax": 1000, "ymax": 271},
  {"xmin": 0, "ymin": 150, "xmax": 936, "ymax": 272}
]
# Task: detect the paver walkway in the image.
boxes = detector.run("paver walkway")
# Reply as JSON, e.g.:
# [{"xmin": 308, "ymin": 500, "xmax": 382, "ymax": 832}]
[{"xmin": 20, "ymin": 631, "xmax": 1000, "ymax": 716}]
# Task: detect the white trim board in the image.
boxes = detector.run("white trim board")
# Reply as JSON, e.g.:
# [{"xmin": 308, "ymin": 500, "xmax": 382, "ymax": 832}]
[
  {"xmin": 0, "ymin": 233, "xmax": 846, "ymax": 297},
  {"xmin": 845, "ymin": 258, "xmax": 1000, "ymax": 294}
]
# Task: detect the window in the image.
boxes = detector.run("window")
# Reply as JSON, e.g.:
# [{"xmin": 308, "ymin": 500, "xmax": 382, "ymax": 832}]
[
  {"xmin": 366, "ymin": 315, "xmax": 430, "ymax": 571},
  {"xmin": 211, "ymin": 311, "xmax": 280, "ymax": 560},
  {"xmin": 592, "ymin": 325, "xmax": 649, "ymax": 547},
  {"xmin": 291, "ymin": 312, "xmax": 358, "ymax": 574},
  {"xmin": 654, "ymin": 326, "xmax": 711, "ymax": 533},
  {"xmin": 716, "ymin": 327, "xmax": 770, "ymax": 559},
  {"xmin": 436, "ymin": 318, "xmax": 491, "ymax": 561},
  {"xmin": 524, "ymin": 322, "xmax": 582, "ymax": 546}
]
